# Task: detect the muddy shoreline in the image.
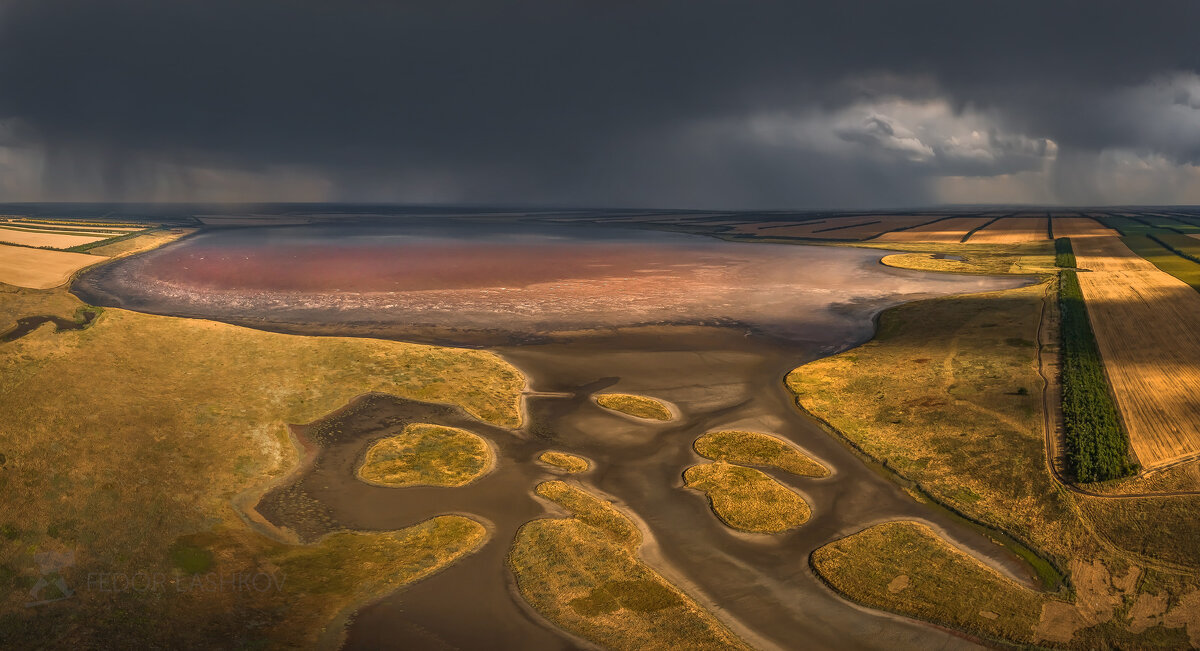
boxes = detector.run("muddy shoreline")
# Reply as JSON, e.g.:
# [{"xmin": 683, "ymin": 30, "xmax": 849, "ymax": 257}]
[
  {"xmin": 69, "ymin": 224, "xmax": 1037, "ymax": 649},
  {"xmin": 242, "ymin": 322, "xmax": 1037, "ymax": 651}
]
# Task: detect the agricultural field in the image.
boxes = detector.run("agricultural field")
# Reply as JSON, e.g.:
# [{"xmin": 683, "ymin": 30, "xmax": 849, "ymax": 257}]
[
  {"xmin": 1052, "ymin": 216, "xmax": 1120, "ymax": 239},
  {"xmin": 873, "ymin": 216, "xmax": 992, "ymax": 243},
  {"xmin": 0, "ymin": 227, "xmax": 110, "ymax": 249},
  {"xmin": 726, "ymin": 214, "xmax": 942, "ymax": 239},
  {"xmin": 966, "ymin": 216, "xmax": 1050, "ymax": 243},
  {"xmin": 1067, "ymin": 235, "xmax": 1200, "ymax": 468},
  {"xmin": 0, "ymin": 245, "xmax": 105, "ymax": 289},
  {"xmin": 786, "ymin": 268, "xmax": 1200, "ymax": 646},
  {"xmin": 0, "ymin": 217, "xmax": 150, "ymax": 251},
  {"xmin": 1058, "ymin": 269, "xmax": 1136, "ymax": 481}
]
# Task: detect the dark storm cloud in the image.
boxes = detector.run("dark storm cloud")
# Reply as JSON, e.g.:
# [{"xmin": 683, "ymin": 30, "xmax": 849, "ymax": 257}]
[{"xmin": 0, "ymin": 0, "xmax": 1197, "ymax": 206}]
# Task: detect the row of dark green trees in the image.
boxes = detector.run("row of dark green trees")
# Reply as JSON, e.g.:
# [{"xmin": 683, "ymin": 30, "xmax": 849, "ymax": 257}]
[{"xmin": 1056, "ymin": 238, "xmax": 1138, "ymax": 482}]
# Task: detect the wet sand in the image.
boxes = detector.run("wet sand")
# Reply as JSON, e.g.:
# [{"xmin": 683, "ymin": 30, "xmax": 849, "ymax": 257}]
[{"xmin": 75, "ymin": 220, "xmax": 1036, "ymax": 649}]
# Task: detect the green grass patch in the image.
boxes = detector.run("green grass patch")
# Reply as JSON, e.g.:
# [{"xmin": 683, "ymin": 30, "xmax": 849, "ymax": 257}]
[
  {"xmin": 1055, "ymin": 237, "xmax": 1075, "ymax": 268},
  {"xmin": 1119, "ymin": 234, "xmax": 1200, "ymax": 292},
  {"xmin": 1058, "ymin": 270, "xmax": 1137, "ymax": 482},
  {"xmin": 693, "ymin": 430, "xmax": 828, "ymax": 477},
  {"xmin": 358, "ymin": 423, "xmax": 493, "ymax": 487}
]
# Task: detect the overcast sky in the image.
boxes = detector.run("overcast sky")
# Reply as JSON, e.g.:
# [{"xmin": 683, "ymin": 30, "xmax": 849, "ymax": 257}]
[{"xmin": 1, "ymin": 1, "xmax": 1198, "ymax": 208}]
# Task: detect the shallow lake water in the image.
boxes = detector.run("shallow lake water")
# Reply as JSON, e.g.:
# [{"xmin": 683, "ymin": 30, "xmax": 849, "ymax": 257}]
[{"xmin": 75, "ymin": 219, "xmax": 1034, "ymax": 650}]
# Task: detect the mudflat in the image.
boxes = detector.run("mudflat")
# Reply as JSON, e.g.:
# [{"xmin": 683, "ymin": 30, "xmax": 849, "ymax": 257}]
[{"xmin": 75, "ymin": 219, "xmax": 1034, "ymax": 649}]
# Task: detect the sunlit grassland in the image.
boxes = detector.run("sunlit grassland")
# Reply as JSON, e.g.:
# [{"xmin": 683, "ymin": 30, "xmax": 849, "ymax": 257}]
[
  {"xmin": 683, "ymin": 462, "xmax": 810, "ymax": 533},
  {"xmin": 538, "ymin": 450, "xmax": 590, "ymax": 473},
  {"xmin": 787, "ymin": 281, "xmax": 1083, "ymax": 560},
  {"xmin": 0, "ymin": 281, "xmax": 523, "ymax": 645},
  {"xmin": 358, "ymin": 423, "xmax": 494, "ymax": 487},
  {"xmin": 508, "ymin": 480, "xmax": 748, "ymax": 650},
  {"xmin": 595, "ymin": 393, "xmax": 673, "ymax": 421},
  {"xmin": 693, "ymin": 430, "xmax": 828, "ymax": 477},
  {"xmin": 788, "ymin": 260, "xmax": 1200, "ymax": 645},
  {"xmin": 812, "ymin": 521, "xmax": 1045, "ymax": 643},
  {"xmin": 864, "ymin": 240, "xmax": 1056, "ymax": 275}
]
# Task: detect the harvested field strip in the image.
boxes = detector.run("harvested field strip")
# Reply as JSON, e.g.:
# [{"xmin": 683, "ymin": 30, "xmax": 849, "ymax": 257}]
[
  {"xmin": 873, "ymin": 217, "xmax": 994, "ymax": 243},
  {"xmin": 10, "ymin": 219, "xmax": 144, "ymax": 229},
  {"xmin": 967, "ymin": 217, "xmax": 1050, "ymax": 244},
  {"xmin": 0, "ymin": 228, "xmax": 110, "ymax": 249},
  {"xmin": 0, "ymin": 223, "xmax": 130, "ymax": 237},
  {"xmin": 1148, "ymin": 232, "xmax": 1200, "ymax": 265},
  {"xmin": 1055, "ymin": 238, "xmax": 1075, "ymax": 268},
  {"xmin": 1136, "ymin": 215, "xmax": 1200, "ymax": 234},
  {"xmin": 1068, "ymin": 236, "xmax": 1200, "ymax": 468},
  {"xmin": 727, "ymin": 215, "xmax": 940, "ymax": 239},
  {"xmin": 4, "ymin": 219, "xmax": 144, "ymax": 231},
  {"xmin": 960, "ymin": 215, "xmax": 1003, "ymax": 242},
  {"xmin": 1059, "ymin": 269, "xmax": 1136, "ymax": 481},
  {"xmin": 1052, "ymin": 217, "xmax": 1120, "ymax": 239},
  {"xmin": 1120, "ymin": 235, "xmax": 1200, "ymax": 292},
  {"xmin": 813, "ymin": 219, "xmax": 879, "ymax": 233},
  {"xmin": 0, "ymin": 244, "xmax": 106, "ymax": 288}
]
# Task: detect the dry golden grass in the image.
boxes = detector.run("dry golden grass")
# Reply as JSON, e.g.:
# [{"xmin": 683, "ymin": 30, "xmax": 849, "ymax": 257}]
[
  {"xmin": 595, "ymin": 393, "xmax": 674, "ymax": 421},
  {"xmin": 967, "ymin": 217, "xmax": 1050, "ymax": 244},
  {"xmin": 85, "ymin": 229, "xmax": 193, "ymax": 257},
  {"xmin": 358, "ymin": 423, "xmax": 494, "ymax": 487},
  {"xmin": 539, "ymin": 450, "xmax": 590, "ymax": 473},
  {"xmin": 0, "ymin": 244, "xmax": 106, "ymax": 289},
  {"xmin": 1069, "ymin": 236, "xmax": 1200, "ymax": 467},
  {"xmin": 788, "ymin": 252, "xmax": 1200, "ymax": 646},
  {"xmin": 683, "ymin": 462, "xmax": 810, "ymax": 533},
  {"xmin": 693, "ymin": 430, "xmax": 828, "ymax": 477},
  {"xmin": 0, "ymin": 224, "xmax": 127, "ymax": 237},
  {"xmin": 812, "ymin": 521, "xmax": 1046, "ymax": 643},
  {"xmin": 1053, "ymin": 217, "xmax": 1120, "ymax": 239},
  {"xmin": 867, "ymin": 241, "xmax": 1056, "ymax": 276},
  {"xmin": 787, "ymin": 281, "xmax": 1083, "ymax": 560},
  {"xmin": 0, "ymin": 284, "xmax": 524, "ymax": 644},
  {"xmin": 0, "ymin": 227, "xmax": 109, "ymax": 249},
  {"xmin": 874, "ymin": 217, "xmax": 992, "ymax": 243},
  {"xmin": 0, "ymin": 282, "xmax": 85, "ymax": 331},
  {"xmin": 509, "ymin": 480, "xmax": 749, "ymax": 650}
]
